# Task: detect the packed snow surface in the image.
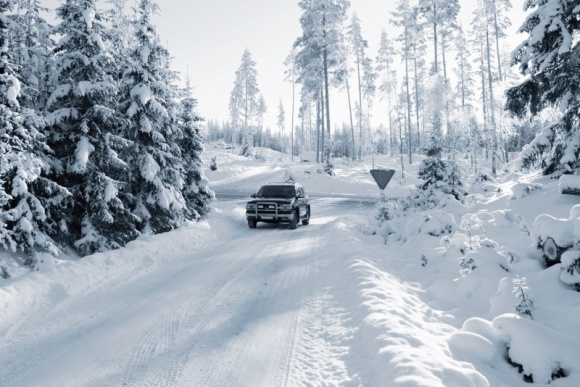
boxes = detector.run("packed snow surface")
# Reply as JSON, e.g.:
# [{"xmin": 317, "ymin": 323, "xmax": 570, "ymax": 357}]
[{"xmin": 1, "ymin": 143, "xmax": 580, "ymax": 386}]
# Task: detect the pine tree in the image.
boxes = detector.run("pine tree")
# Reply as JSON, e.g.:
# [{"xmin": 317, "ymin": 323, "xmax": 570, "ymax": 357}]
[
  {"xmin": 104, "ymin": 0, "xmax": 134, "ymax": 85},
  {"xmin": 506, "ymin": 0, "xmax": 580, "ymax": 174},
  {"xmin": 295, "ymin": 0, "xmax": 349, "ymax": 171},
  {"xmin": 418, "ymin": 145, "xmax": 466, "ymax": 202},
  {"xmin": 417, "ymin": 0, "xmax": 460, "ymax": 154},
  {"xmin": 255, "ymin": 94, "xmax": 267, "ymax": 147},
  {"xmin": 347, "ymin": 11, "xmax": 368, "ymax": 160},
  {"xmin": 229, "ymin": 49, "xmax": 259, "ymax": 157},
  {"xmin": 392, "ymin": 0, "xmax": 415, "ymax": 164},
  {"xmin": 177, "ymin": 75, "xmax": 214, "ymax": 219},
  {"xmin": 277, "ymin": 99, "xmax": 285, "ymax": 133},
  {"xmin": 119, "ymin": 0, "xmax": 188, "ymax": 235},
  {"xmin": 45, "ymin": 0, "xmax": 140, "ymax": 255},
  {"xmin": 376, "ymin": 30, "xmax": 396, "ymax": 157},
  {"xmin": 1, "ymin": 0, "xmax": 68, "ymax": 264},
  {"xmin": 9, "ymin": 0, "xmax": 54, "ymax": 109}
]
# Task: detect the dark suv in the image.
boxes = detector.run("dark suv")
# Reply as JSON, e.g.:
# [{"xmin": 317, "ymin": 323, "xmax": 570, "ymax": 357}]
[{"xmin": 246, "ymin": 182, "xmax": 310, "ymax": 229}]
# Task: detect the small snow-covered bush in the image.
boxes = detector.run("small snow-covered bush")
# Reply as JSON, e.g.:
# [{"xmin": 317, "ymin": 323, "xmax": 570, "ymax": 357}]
[
  {"xmin": 513, "ymin": 276, "xmax": 535, "ymax": 318},
  {"xmin": 1, "ymin": 264, "xmax": 9, "ymax": 279},
  {"xmin": 469, "ymin": 172, "xmax": 498, "ymax": 193},
  {"xmin": 560, "ymin": 250, "xmax": 580, "ymax": 291},
  {"xmin": 365, "ymin": 198, "xmax": 402, "ymax": 239},
  {"xmin": 209, "ymin": 156, "xmax": 217, "ymax": 171},
  {"xmin": 418, "ymin": 157, "xmax": 466, "ymax": 201},
  {"xmin": 510, "ymin": 182, "xmax": 542, "ymax": 200},
  {"xmin": 283, "ymin": 168, "xmax": 295, "ymax": 183},
  {"xmin": 379, "ymin": 210, "xmax": 456, "ymax": 245}
]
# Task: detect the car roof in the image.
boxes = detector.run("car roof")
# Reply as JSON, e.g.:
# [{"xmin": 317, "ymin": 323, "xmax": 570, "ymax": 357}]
[{"xmin": 266, "ymin": 182, "xmax": 302, "ymax": 187}]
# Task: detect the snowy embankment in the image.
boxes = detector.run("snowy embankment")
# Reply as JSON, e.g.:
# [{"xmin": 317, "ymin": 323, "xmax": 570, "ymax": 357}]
[
  {"xmin": 2, "ymin": 143, "xmax": 580, "ymax": 386},
  {"xmin": 0, "ymin": 222, "xmax": 215, "ymax": 338}
]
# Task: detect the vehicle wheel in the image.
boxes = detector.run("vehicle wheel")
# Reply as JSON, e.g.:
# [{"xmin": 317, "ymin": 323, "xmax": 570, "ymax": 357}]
[
  {"xmin": 289, "ymin": 210, "xmax": 298, "ymax": 229},
  {"xmin": 248, "ymin": 219, "xmax": 257, "ymax": 229},
  {"xmin": 302, "ymin": 207, "xmax": 310, "ymax": 225}
]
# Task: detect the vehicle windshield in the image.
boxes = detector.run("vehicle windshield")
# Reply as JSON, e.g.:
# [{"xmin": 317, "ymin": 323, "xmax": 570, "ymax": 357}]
[{"xmin": 257, "ymin": 185, "xmax": 296, "ymax": 198}]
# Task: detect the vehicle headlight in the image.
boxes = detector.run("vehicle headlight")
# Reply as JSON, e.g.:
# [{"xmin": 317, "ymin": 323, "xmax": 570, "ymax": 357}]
[
  {"xmin": 246, "ymin": 203, "xmax": 256, "ymax": 210},
  {"xmin": 278, "ymin": 204, "xmax": 293, "ymax": 211}
]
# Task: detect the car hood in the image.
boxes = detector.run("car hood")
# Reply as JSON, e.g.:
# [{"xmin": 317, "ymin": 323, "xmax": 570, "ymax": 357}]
[{"xmin": 247, "ymin": 198, "xmax": 294, "ymax": 205}]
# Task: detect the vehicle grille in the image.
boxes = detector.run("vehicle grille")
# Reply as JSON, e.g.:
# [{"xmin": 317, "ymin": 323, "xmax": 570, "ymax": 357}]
[{"xmin": 256, "ymin": 202, "xmax": 277, "ymax": 215}]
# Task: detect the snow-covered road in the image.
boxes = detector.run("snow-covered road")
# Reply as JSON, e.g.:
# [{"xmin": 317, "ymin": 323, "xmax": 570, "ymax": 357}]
[{"xmin": 0, "ymin": 198, "xmax": 370, "ymax": 386}]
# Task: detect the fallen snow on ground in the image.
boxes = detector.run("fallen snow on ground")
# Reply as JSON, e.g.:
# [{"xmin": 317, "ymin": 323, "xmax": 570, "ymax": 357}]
[{"xmin": 1, "ymin": 143, "xmax": 580, "ymax": 386}]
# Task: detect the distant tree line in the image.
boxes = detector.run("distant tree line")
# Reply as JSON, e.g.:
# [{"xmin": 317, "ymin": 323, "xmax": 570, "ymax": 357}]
[
  {"xmin": 211, "ymin": 0, "xmax": 578, "ymax": 179},
  {"xmin": 0, "ymin": 0, "xmax": 213, "ymax": 274}
]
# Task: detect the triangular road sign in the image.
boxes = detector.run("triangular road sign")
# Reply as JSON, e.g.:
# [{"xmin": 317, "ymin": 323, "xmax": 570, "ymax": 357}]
[{"xmin": 370, "ymin": 169, "xmax": 395, "ymax": 190}]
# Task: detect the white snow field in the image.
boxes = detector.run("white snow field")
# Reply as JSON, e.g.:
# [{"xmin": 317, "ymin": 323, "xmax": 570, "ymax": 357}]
[{"xmin": 1, "ymin": 143, "xmax": 580, "ymax": 386}]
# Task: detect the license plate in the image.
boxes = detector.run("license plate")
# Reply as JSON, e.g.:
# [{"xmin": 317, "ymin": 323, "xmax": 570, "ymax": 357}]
[{"xmin": 260, "ymin": 215, "xmax": 273, "ymax": 219}]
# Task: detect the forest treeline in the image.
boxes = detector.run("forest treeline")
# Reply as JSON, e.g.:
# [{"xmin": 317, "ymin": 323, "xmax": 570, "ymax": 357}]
[{"xmin": 213, "ymin": 0, "xmax": 579, "ymax": 179}]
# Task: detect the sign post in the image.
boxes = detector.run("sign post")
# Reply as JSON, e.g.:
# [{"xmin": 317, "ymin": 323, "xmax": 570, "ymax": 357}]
[{"xmin": 370, "ymin": 169, "xmax": 395, "ymax": 191}]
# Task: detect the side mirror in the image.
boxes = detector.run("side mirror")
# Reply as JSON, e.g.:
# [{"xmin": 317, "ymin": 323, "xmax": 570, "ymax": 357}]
[{"xmin": 251, "ymin": 193, "xmax": 256, "ymax": 198}]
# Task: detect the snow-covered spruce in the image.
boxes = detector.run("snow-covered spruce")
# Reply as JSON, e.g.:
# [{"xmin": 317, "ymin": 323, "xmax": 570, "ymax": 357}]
[
  {"xmin": 230, "ymin": 49, "xmax": 259, "ymax": 157},
  {"xmin": 45, "ymin": 0, "xmax": 139, "ymax": 256},
  {"xmin": 177, "ymin": 76, "xmax": 214, "ymax": 219},
  {"xmin": 120, "ymin": 0, "xmax": 213, "ymax": 235},
  {"xmin": 507, "ymin": 0, "xmax": 580, "ymax": 175},
  {"xmin": 0, "ymin": 0, "xmax": 68, "ymax": 269}
]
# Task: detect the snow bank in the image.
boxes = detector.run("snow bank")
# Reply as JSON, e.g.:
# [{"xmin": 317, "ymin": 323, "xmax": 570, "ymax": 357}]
[
  {"xmin": 324, "ymin": 220, "xmax": 489, "ymax": 386},
  {"xmin": 493, "ymin": 314, "xmax": 580, "ymax": 384},
  {"xmin": 0, "ymin": 221, "xmax": 214, "ymax": 336}
]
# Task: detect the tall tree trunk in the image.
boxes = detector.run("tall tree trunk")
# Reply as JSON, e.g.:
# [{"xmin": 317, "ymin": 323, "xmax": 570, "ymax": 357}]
[
  {"xmin": 404, "ymin": 28, "xmax": 413, "ymax": 165},
  {"xmin": 316, "ymin": 94, "xmax": 321, "ymax": 163},
  {"xmin": 291, "ymin": 62, "xmax": 295, "ymax": 161},
  {"xmin": 397, "ymin": 105, "xmax": 405, "ymax": 181},
  {"xmin": 413, "ymin": 44, "xmax": 421, "ymax": 149},
  {"xmin": 323, "ymin": 48, "xmax": 331, "ymax": 166},
  {"xmin": 346, "ymin": 78, "xmax": 356, "ymax": 161},
  {"xmin": 492, "ymin": 0, "xmax": 503, "ymax": 82},
  {"xmin": 320, "ymin": 86, "xmax": 325, "ymax": 164},
  {"xmin": 356, "ymin": 57, "xmax": 363, "ymax": 161},
  {"xmin": 485, "ymin": 8, "xmax": 497, "ymax": 175},
  {"xmin": 244, "ymin": 77, "xmax": 248, "ymax": 133},
  {"xmin": 480, "ymin": 40, "xmax": 489, "ymax": 162},
  {"xmin": 441, "ymin": 33, "xmax": 452, "ymax": 158},
  {"xmin": 433, "ymin": 2, "xmax": 438, "ymax": 74}
]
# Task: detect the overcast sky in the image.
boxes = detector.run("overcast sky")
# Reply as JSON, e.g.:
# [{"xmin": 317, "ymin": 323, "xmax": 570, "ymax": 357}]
[{"xmin": 40, "ymin": 0, "xmax": 527, "ymax": 130}]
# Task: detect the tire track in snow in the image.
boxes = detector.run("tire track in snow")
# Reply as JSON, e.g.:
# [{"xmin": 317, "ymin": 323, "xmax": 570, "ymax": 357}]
[
  {"xmin": 284, "ymin": 239, "xmax": 359, "ymax": 387},
  {"xmin": 188, "ymin": 230, "xmax": 312, "ymax": 387},
  {"xmin": 119, "ymin": 224, "xmax": 307, "ymax": 386},
  {"xmin": 118, "ymin": 228, "xmax": 278, "ymax": 386}
]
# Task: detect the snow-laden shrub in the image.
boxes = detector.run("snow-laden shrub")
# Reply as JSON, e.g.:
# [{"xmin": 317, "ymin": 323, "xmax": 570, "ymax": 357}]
[
  {"xmin": 323, "ymin": 146, "xmax": 334, "ymax": 176},
  {"xmin": 494, "ymin": 314, "xmax": 575, "ymax": 384},
  {"xmin": 417, "ymin": 157, "xmax": 466, "ymax": 201},
  {"xmin": 456, "ymin": 315, "xmax": 577, "ymax": 384},
  {"xmin": 209, "ymin": 156, "xmax": 217, "ymax": 171},
  {"xmin": 469, "ymin": 172, "xmax": 498, "ymax": 193},
  {"xmin": 283, "ymin": 168, "xmax": 295, "ymax": 183},
  {"xmin": 513, "ymin": 276, "xmax": 535, "ymax": 318},
  {"xmin": 463, "ymin": 194, "xmax": 485, "ymax": 207},
  {"xmin": 510, "ymin": 182, "xmax": 542, "ymax": 200},
  {"xmin": 379, "ymin": 210, "xmax": 456, "ymax": 245},
  {"xmin": 365, "ymin": 199, "xmax": 402, "ymax": 240},
  {"xmin": 560, "ymin": 250, "xmax": 580, "ymax": 291}
]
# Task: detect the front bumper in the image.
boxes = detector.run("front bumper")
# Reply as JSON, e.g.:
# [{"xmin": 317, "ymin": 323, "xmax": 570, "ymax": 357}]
[
  {"xmin": 246, "ymin": 201, "xmax": 294, "ymax": 223},
  {"xmin": 246, "ymin": 211, "xmax": 294, "ymax": 223}
]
